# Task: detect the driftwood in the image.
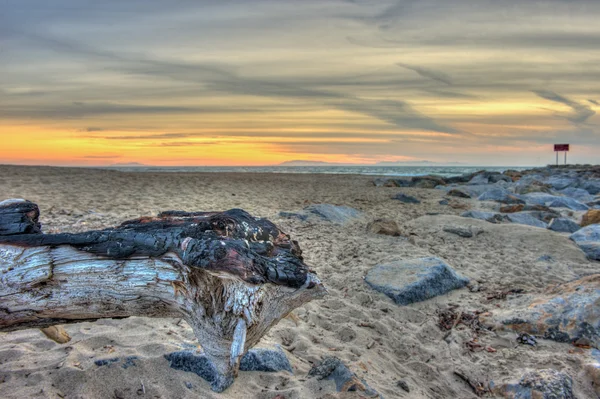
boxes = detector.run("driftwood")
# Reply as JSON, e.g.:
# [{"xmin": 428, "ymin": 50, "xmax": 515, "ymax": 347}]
[{"xmin": 0, "ymin": 199, "xmax": 326, "ymax": 392}]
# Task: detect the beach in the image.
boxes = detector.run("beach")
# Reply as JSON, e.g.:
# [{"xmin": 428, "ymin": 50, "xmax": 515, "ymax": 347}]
[{"xmin": 0, "ymin": 165, "xmax": 599, "ymax": 398}]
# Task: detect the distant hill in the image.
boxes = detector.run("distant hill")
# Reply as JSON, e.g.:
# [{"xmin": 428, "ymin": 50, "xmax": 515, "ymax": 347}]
[
  {"xmin": 277, "ymin": 160, "xmax": 340, "ymax": 166},
  {"xmin": 108, "ymin": 162, "xmax": 147, "ymax": 167}
]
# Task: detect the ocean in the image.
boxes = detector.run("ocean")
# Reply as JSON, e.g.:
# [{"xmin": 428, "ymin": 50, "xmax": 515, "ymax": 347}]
[{"xmin": 100, "ymin": 165, "xmax": 532, "ymax": 178}]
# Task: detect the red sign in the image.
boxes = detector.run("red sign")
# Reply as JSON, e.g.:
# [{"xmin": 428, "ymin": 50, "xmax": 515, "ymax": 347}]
[{"xmin": 554, "ymin": 144, "xmax": 569, "ymax": 152}]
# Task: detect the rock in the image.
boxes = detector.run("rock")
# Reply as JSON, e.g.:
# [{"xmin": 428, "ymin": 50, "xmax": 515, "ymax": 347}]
[
  {"xmin": 443, "ymin": 226, "xmax": 479, "ymax": 238},
  {"xmin": 584, "ymin": 353, "xmax": 600, "ymax": 396},
  {"xmin": 447, "ymin": 188, "xmax": 471, "ymax": 198},
  {"xmin": 500, "ymin": 204, "xmax": 525, "ymax": 213},
  {"xmin": 485, "ymin": 274, "xmax": 600, "ymax": 348},
  {"xmin": 504, "ymin": 212, "xmax": 547, "ymax": 228},
  {"xmin": 281, "ymin": 204, "xmax": 362, "ymax": 224},
  {"xmin": 308, "ymin": 357, "xmax": 380, "ymax": 398},
  {"xmin": 514, "ymin": 182, "xmax": 552, "ymax": 195},
  {"xmin": 412, "ymin": 175, "xmax": 446, "ymax": 189},
  {"xmin": 279, "ymin": 211, "xmax": 309, "ymax": 221},
  {"xmin": 165, "ymin": 348, "xmax": 292, "ymax": 392},
  {"xmin": 239, "ymin": 347, "xmax": 293, "ymax": 373},
  {"xmin": 477, "ymin": 188, "xmax": 525, "ymax": 204},
  {"xmin": 396, "ymin": 380, "xmax": 410, "ymax": 392},
  {"xmin": 548, "ymin": 218, "xmax": 580, "ymax": 233},
  {"xmin": 373, "ymin": 178, "xmax": 411, "ymax": 187},
  {"xmin": 491, "ymin": 369, "xmax": 574, "ymax": 399},
  {"xmin": 581, "ymin": 209, "xmax": 600, "ymax": 227},
  {"xmin": 461, "ymin": 210, "xmax": 503, "ymax": 223},
  {"xmin": 40, "ymin": 325, "xmax": 71, "ymax": 344},
  {"xmin": 365, "ymin": 257, "xmax": 469, "ymax": 306},
  {"xmin": 503, "ymin": 170, "xmax": 523, "ymax": 181},
  {"xmin": 570, "ymin": 224, "xmax": 600, "ymax": 260},
  {"xmin": 392, "ymin": 193, "xmax": 420, "ymax": 204},
  {"xmin": 367, "ymin": 219, "xmax": 401, "ymax": 236},
  {"xmin": 548, "ymin": 175, "xmax": 578, "ymax": 190},
  {"xmin": 468, "ymin": 174, "xmax": 489, "ymax": 185},
  {"xmin": 489, "ymin": 173, "xmax": 512, "ymax": 183},
  {"xmin": 580, "ymin": 179, "xmax": 600, "ymax": 195},
  {"xmin": 548, "ymin": 197, "xmax": 590, "ymax": 211},
  {"xmin": 439, "ymin": 199, "xmax": 450, "ymax": 205},
  {"xmin": 558, "ymin": 187, "xmax": 596, "ymax": 203}
]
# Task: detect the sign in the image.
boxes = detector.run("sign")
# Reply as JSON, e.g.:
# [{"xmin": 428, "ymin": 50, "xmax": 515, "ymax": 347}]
[{"xmin": 554, "ymin": 144, "xmax": 569, "ymax": 152}]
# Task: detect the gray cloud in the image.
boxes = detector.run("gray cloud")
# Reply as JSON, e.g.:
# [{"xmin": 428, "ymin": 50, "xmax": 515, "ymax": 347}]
[
  {"xmin": 532, "ymin": 90, "xmax": 596, "ymax": 124},
  {"xmin": 397, "ymin": 63, "xmax": 452, "ymax": 85}
]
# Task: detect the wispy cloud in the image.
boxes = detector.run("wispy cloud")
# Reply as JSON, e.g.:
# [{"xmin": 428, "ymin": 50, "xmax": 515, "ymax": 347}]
[
  {"xmin": 397, "ymin": 63, "xmax": 452, "ymax": 85},
  {"xmin": 532, "ymin": 90, "xmax": 595, "ymax": 124}
]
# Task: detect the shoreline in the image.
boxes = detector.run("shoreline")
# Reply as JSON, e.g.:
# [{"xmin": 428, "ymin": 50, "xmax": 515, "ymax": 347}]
[{"xmin": 0, "ymin": 165, "xmax": 598, "ymax": 398}]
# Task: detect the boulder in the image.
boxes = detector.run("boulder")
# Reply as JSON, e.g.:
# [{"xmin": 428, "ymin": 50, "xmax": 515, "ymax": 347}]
[
  {"xmin": 548, "ymin": 218, "xmax": 581, "ymax": 233},
  {"xmin": 365, "ymin": 257, "xmax": 469, "ymax": 306},
  {"xmin": 570, "ymin": 224, "xmax": 600, "ymax": 260},
  {"xmin": 443, "ymin": 226, "xmax": 480, "ymax": 238},
  {"xmin": 558, "ymin": 187, "xmax": 596, "ymax": 203},
  {"xmin": 547, "ymin": 175, "xmax": 578, "ymax": 190},
  {"xmin": 489, "ymin": 173, "xmax": 512, "ymax": 183},
  {"xmin": 582, "ymin": 210, "xmax": 600, "ymax": 227},
  {"xmin": 477, "ymin": 188, "xmax": 525, "ymax": 204},
  {"xmin": 504, "ymin": 213, "xmax": 547, "ymax": 228},
  {"xmin": 412, "ymin": 175, "xmax": 446, "ymax": 189},
  {"xmin": 484, "ymin": 274, "xmax": 600, "ymax": 348},
  {"xmin": 367, "ymin": 219, "xmax": 401, "ymax": 236},
  {"xmin": 308, "ymin": 357, "xmax": 381, "ymax": 398},
  {"xmin": 514, "ymin": 182, "xmax": 552, "ymax": 195},
  {"xmin": 491, "ymin": 369, "xmax": 574, "ymax": 399},
  {"xmin": 580, "ymin": 179, "xmax": 600, "ymax": 195},
  {"xmin": 520, "ymin": 193, "xmax": 563, "ymax": 206},
  {"xmin": 503, "ymin": 170, "xmax": 523, "ymax": 181},
  {"xmin": 468, "ymin": 174, "xmax": 489, "ymax": 185},
  {"xmin": 392, "ymin": 193, "xmax": 420, "ymax": 204},
  {"xmin": 461, "ymin": 210, "xmax": 503, "ymax": 223},
  {"xmin": 165, "ymin": 347, "xmax": 292, "ymax": 392},
  {"xmin": 280, "ymin": 204, "xmax": 362, "ymax": 224},
  {"xmin": 447, "ymin": 188, "xmax": 471, "ymax": 198},
  {"xmin": 548, "ymin": 197, "xmax": 590, "ymax": 211}
]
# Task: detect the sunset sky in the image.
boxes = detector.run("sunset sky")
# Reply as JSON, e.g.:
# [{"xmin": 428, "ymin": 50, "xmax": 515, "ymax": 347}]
[{"xmin": 1, "ymin": 0, "xmax": 599, "ymax": 166}]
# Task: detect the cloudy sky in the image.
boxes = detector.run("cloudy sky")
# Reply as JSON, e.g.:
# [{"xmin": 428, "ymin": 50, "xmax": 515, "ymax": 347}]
[{"xmin": 1, "ymin": 0, "xmax": 599, "ymax": 166}]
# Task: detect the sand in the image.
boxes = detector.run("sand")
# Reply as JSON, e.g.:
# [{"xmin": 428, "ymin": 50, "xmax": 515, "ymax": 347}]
[{"xmin": 0, "ymin": 165, "xmax": 598, "ymax": 398}]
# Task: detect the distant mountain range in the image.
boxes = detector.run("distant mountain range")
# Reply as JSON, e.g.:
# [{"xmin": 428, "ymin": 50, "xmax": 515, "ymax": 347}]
[{"xmin": 277, "ymin": 160, "xmax": 466, "ymax": 167}]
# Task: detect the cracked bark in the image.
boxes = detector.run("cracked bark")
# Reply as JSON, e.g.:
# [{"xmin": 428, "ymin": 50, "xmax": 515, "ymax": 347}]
[{"xmin": 0, "ymin": 199, "xmax": 326, "ymax": 392}]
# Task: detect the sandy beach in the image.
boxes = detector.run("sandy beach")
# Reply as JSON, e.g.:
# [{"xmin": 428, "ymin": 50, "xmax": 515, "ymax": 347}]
[{"xmin": 1, "ymin": 165, "xmax": 599, "ymax": 398}]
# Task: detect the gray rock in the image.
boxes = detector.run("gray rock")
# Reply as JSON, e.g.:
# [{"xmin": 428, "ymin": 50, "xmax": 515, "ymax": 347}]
[
  {"xmin": 439, "ymin": 199, "xmax": 450, "ymax": 205},
  {"xmin": 548, "ymin": 197, "xmax": 590, "ymax": 211},
  {"xmin": 487, "ymin": 275, "xmax": 600, "ymax": 348},
  {"xmin": 548, "ymin": 218, "xmax": 580, "ymax": 233},
  {"xmin": 461, "ymin": 210, "xmax": 503, "ymax": 223},
  {"xmin": 443, "ymin": 226, "xmax": 476, "ymax": 238},
  {"xmin": 570, "ymin": 224, "xmax": 600, "ymax": 260},
  {"xmin": 520, "ymin": 193, "xmax": 563, "ymax": 206},
  {"xmin": 367, "ymin": 219, "xmax": 401, "ymax": 236},
  {"xmin": 365, "ymin": 257, "xmax": 469, "ymax": 306},
  {"xmin": 489, "ymin": 173, "xmax": 512, "ymax": 183},
  {"xmin": 165, "ymin": 348, "xmax": 292, "ymax": 392},
  {"xmin": 477, "ymin": 188, "xmax": 524, "ymax": 204},
  {"xmin": 306, "ymin": 204, "xmax": 362, "ymax": 224},
  {"xmin": 392, "ymin": 193, "xmax": 420, "ymax": 204},
  {"xmin": 308, "ymin": 357, "xmax": 381, "ymax": 398},
  {"xmin": 281, "ymin": 204, "xmax": 362, "ymax": 224},
  {"xmin": 558, "ymin": 187, "xmax": 596, "ymax": 203},
  {"xmin": 447, "ymin": 188, "xmax": 471, "ymax": 198},
  {"xmin": 492, "ymin": 369, "xmax": 574, "ymax": 399},
  {"xmin": 547, "ymin": 175, "xmax": 578, "ymax": 190},
  {"xmin": 579, "ymin": 179, "xmax": 600, "ymax": 195},
  {"xmin": 504, "ymin": 212, "xmax": 547, "ymax": 228},
  {"xmin": 239, "ymin": 347, "xmax": 293, "ymax": 373},
  {"xmin": 468, "ymin": 174, "xmax": 489, "ymax": 185}
]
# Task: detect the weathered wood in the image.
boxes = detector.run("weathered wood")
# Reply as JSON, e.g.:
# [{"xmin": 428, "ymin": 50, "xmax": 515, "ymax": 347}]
[{"xmin": 0, "ymin": 199, "xmax": 326, "ymax": 392}]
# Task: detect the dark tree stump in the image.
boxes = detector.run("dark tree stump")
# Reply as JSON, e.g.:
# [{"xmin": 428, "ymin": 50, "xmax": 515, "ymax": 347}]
[{"xmin": 0, "ymin": 199, "xmax": 326, "ymax": 392}]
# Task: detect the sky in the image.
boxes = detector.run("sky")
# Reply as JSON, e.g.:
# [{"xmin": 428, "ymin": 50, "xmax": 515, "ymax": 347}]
[{"xmin": 1, "ymin": 0, "xmax": 599, "ymax": 166}]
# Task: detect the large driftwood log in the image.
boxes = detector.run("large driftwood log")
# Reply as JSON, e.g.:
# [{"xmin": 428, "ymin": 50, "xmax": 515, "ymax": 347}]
[{"xmin": 0, "ymin": 199, "xmax": 326, "ymax": 392}]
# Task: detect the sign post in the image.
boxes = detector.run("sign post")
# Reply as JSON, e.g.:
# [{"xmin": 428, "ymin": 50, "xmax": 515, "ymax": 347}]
[{"xmin": 554, "ymin": 144, "xmax": 569, "ymax": 166}]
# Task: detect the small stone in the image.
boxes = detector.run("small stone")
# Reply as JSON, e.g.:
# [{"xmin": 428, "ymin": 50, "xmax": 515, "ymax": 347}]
[
  {"xmin": 439, "ymin": 199, "xmax": 450, "ymax": 205},
  {"xmin": 308, "ymin": 357, "xmax": 380, "ymax": 397},
  {"xmin": 443, "ymin": 226, "xmax": 474, "ymax": 238},
  {"xmin": 447, "ymin": 189, "xmax": 471, "ymax": 198},
  {"xmin": 392, "ymin": 193, "xmax": 420, "ymax": 204},
  {"xmin": 367, "ymin": 219, "xmax": 401, "ymax": 236},
  {"xmin": 396, "ymin": 380, "xmax": 410, "ymax": 392},
  {"xmin": 461, "ymin": 210, "xmax": 503, "ymax": 223},
  {"xmin": 40, "ymin": 326, "xmax": 71, "ymax": 344}
]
